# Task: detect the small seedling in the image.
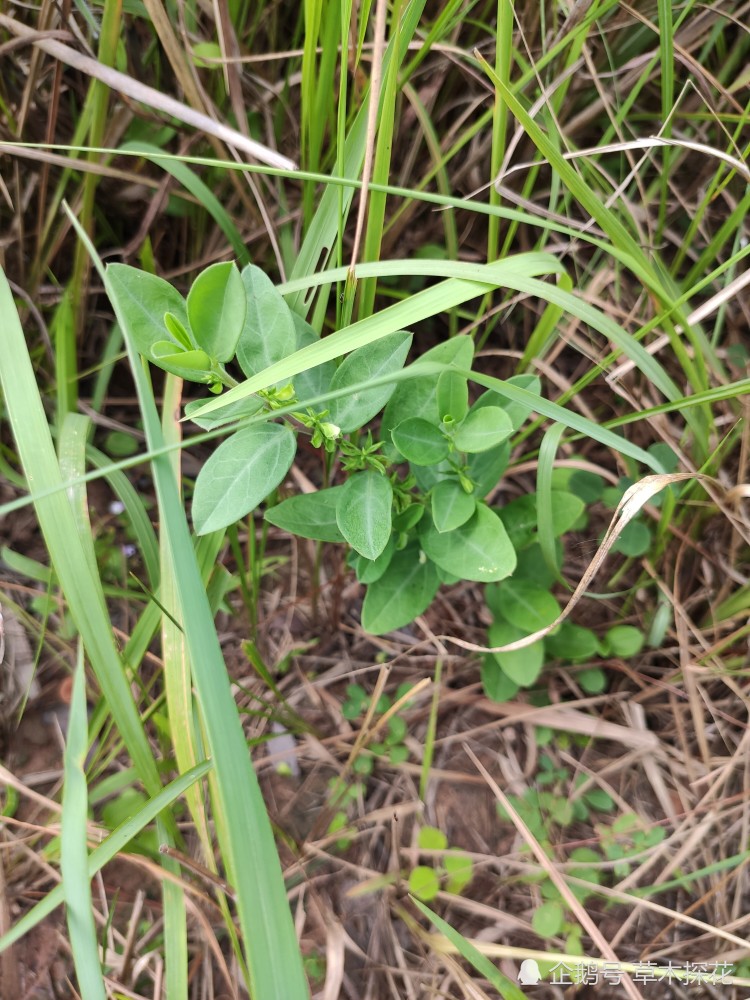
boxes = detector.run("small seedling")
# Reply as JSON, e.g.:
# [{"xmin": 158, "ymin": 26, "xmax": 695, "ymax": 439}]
[
  {"xmin": 325, "ymin": 776, "xmax": 363, "ymax": 851},
  {"xmin": 342, "ymin": 682, "xmax": 414, "ymax": 768},
  {"xmin": 408, "ymin": 825, "xmax": 474, "ymax": 901},
  {"xmin": 497, "ymin": 754, "xmax": 627, "ymax": 945},
  {"xmin": 483, "ymin": 465, "xmax": 649, "ymax": 699},
  {"xmin": 595, "ymin": 811, "xmax": 666, "ymax": 878}
]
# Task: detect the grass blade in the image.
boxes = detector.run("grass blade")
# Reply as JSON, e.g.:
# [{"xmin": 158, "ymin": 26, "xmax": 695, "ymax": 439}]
[
  {"xmin": 61, "ymin": 649, "xmax": 106, "ymax": 1000},
  {"xmin": 192, "ymin": 253, "xmax": 564, "ymax": 420},
  {"xmin": 122, "ymin": 141, "xmax": 251, "ymax": 266},
  {"xmin": 0, "ymin": 761, "xmax": 211, "ymax": 953},
  {"xmin": 102, "ymin": 257, "xmax": 309, "ymax": 998},
  {"xmin": 0, "ymin": 268, "xmax": 163, "ymax": 798},
  {"xmin": 411, "ymin": 898, "xmax": 526, "ymax": 999}
]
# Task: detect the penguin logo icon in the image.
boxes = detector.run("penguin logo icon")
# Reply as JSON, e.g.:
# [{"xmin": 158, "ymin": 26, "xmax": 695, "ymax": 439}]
[{"xmin": 518, "ymin": 959, "xmax": 542, "ymax": 985}]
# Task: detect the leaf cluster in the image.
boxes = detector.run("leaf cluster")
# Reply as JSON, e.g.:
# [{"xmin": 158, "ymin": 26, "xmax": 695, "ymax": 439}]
[
  {"xmin": 483, "ymin": 467, "xmax": 650, "ymax": 699},
  {"xmin": 107, "ymin": 262, "xmax": 547, "ymax": 636},
  {"xmin": 408, "ymin": 826, "xmax": 474, "ymax": 902}
]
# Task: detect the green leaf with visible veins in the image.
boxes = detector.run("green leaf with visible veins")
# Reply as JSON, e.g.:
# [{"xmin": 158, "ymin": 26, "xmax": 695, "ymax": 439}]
[
  {"xmin": 106, "ymin": 264, "xmax": 188, "ymax": 356},
  {"xmin": 187, "ymin": 261, "xmax": 246, "ymax": 362},
  {"xmin": 361, "ymin": 546, "xmax": 440, "ymax": 634},
  {"xmin": 392, "ymin": 417, "xmax": 449, "ymax": 465},
  {"xmin": 265, "ymin": 487, "xmax": 346, "ymax": 542},
  {"xmin": 328, "ymin": 331, "xmax": 412, "ymax": 433},
  {"xmin": 236, "ymin": 265, "xmax": 297, "ymax": 378},
  {"xmin": 336, "ymin": 472, "xmax": 393, "ymax": 560},
  {"xmin": 420, "ymin": 505, "xmax": 516, "ymax": 582},
  {"xmin": 192, "ymin": 423, "xmax": 296, "ymax": 534},
  {"xmin": 488, "ymin": 620, "xmax": 545, "ymax": 686},
  {"xmin": 431, "ymin": 480, "xmax": 475, "ymax": 533},
  {"xmin": 495, "ymin": 578, "xmax": 560, "ymax": 633},
  {"xmin": 454, "ymin": 406, "xmax": 513, "ymax": 453}
]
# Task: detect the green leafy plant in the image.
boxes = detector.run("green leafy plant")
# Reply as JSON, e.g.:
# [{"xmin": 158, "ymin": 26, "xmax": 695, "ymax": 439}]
[
  {"xmin": 408, "ymin": 826, "xmax": 474, "ymax": 902},
  {"xmin": 483, "ymin": 466, "xmax": 646, "ymax": 700},
  {"xmin": 325, "ymin": 778, "xmax": 362, "ymax": 852},
  {"xmin": 325, "ymin": 683, "xmax": 416, "ymax": 849},
  {"xmin": 501, "ymin": 756, "xmax": 663, "ymax": 952},
  {"xmin": 596, "ymin": 812, "xmax": 667, "ymax": 879},
  {"xmin": 498, "ymin": 755, "xmax": 620, "ymax": 951},
  {"xmin": 499, "ymin": 756, "xmax": 616, "ymax": 843},
  {"xmin": 341, "ymin": 682, "xmax": 414, "ymax": 768},
  {"xmin": 106, "ymin": 261, "xmax": 548, "ymax": 637}
]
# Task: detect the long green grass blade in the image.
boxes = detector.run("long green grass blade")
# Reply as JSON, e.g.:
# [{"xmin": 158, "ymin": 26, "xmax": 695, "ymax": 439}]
[
  {"xmin": 0, "ymin": 268, "xmax": 163, "ymax": 799},
  {"xmin": 61, "ymin": 650, "xmax": 107, "ymax": 1000},
  {"xmin": 358, "ymin": 0, "xmax": 403, "ymax": 318},
  {"xmin": 193, "ymin": 254, "xmax": 564, "ymax": 419},
  {"xmin": 102, "ymin": 264, "xmax": 308, "ymax": 998},
  {"xmin": 288, "ymin": 0, "xmax": 427, "ymax": 319},
  {"xmin": 158, "ymin": 374, "xmax": 212, "ymax": 1000},
  {"xmin": 411, "ymin": 898, "xmax": 526, "ymax": 999},
  {"xmin": 123, "ymin": 141, "xmax": 251, "ymax": 266}
]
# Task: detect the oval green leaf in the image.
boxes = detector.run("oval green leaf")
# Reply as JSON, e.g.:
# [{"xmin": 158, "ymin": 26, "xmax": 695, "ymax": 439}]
[
  {"xmin": 454, "ymin": 406, "xmax": 513, "ymax": 453},
  {"xmin": 532, "ymin": 901, "xmax": 564, "ymax": 939},
  {"xmin": 605, "ymin": 624, "xmax": 644, "ymax": 657},
  {"xmin": 467, "ymin": 440, "xmax": 511, "ymax": 497},
  {"xmin": 420, "ymin": 504, "xmax": 516, "ymax": 582},
  {"xmin": 408, "ymin": 866, "xmax": 440, "ymax": 902},
  {"xmin": 391, "ymin": 417, "xmax": 449, "ymax": 465},
  {"xmin": 488, "ymin": 619, "xmax": 545, "ymax": 686},
  {"xmin": 431, "ymin": 479, "xmax": 476, "ymax": 533},
  {"xmin": 106, "ymin": 263, "xmax": 188, "ymax": 356},
  {"xmin": 413, "ymin": 334, "xmax": 474, "ymax": 371},
  {"xmin": 152, "ymin": 342, "xmax": 210, "ymax": 367},
  {"xmin": 236, "ymin": 264, "xmax": 297, "ymax": 378},
  {"xmin": 150, "ymin": 342, "xmax": 212, "ymax": 380},
  {"xmin": 545, "ymin": 622, "xmax": 598, "ymax": 662},
  {"xmin": 361, "ymin": 545, "xmax": 440, "ymax": 635},
  {"xmin": 495, "ymin": 579, "xmax": 560, "ymax": 633},
  {"xmin": 379, "ymin": 336, "xmax": 474, "ymax": 458},
  {"xmin": 264, "ymin": 486, "xmax": 346, "ymax": 542},
  {"xmin": 351, "ymin": 536, "xmax": 396, "ymax": 583},
  {"xmin": 192, "ymin": 423, "xmax": 296, "ymax": 534},
  {"xmin": 549, "ymin": 490, "xmax": 585, "ymax": 536},
  {"xmin": 418, "ymin": 826, "xmax": 448, "ymax": 851},
  {"xmin": 187, "ymin": 261, "xmax": 246, "ymax": 362},
  {"xmin": 393, "ymin": 503, "xmax": 425, "ymax": 532},
  {"xmin": 444, "ymin": 851, "xmax": 473, "ymax": 894},
  {"xmin": 612, "ymin": 519, "xmax": 651, "ymax": 556},
  {"xmin": 480, "ymin": 657, "xmax": 520, "ymax": 702},
  {"xmin": 336, "ymin": 472, "xmax": 393, "ymax": 560},
  {"xmin": 329, "ymin": 331, "xmax": 412, "ymax": 433}
]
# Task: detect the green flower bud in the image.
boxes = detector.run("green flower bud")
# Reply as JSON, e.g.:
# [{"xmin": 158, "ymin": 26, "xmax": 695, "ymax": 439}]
[{"xmin": 319, "ymin": 421, "xmax": 341, "ymax": 440}]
